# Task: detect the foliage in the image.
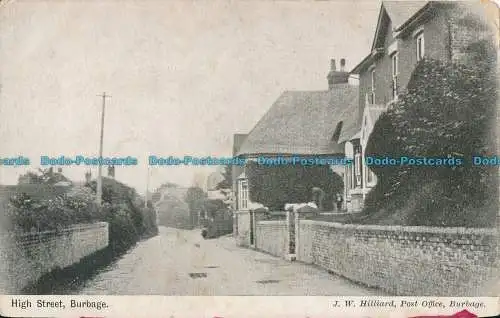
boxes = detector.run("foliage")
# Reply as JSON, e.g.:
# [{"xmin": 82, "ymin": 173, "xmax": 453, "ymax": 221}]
[
  {"xmin": 160, "ymin": 182, "xmax": 179, "ymax": 188},
  {"xmin": 200, "ymin": 198, "xmax": 233, "ymax": 238},
  {"xmin": 215, "ymin": 165, "xmax": 232, "ymax": 190},
  {"xmin": 6, "ymin": 187, "xmax": 100, "ymax": 232},
  {"xmin": 18, "ymin": 168, "xmax": 71, "ymax": 185},
  {"xmin": 185, "ymin": 186, "xmax": 207, "ymax": 225},
  {"xmin": 7, "ymin": 176, "xmax": 159, "ymax": 255},
  {"xmin": 246, "ymin": 161, "xmax": 343, "ymax": 211},
  {"xmin": 202, "ymin": 198, "xmax": 226, "ymax": 218},
  {"xmin": 362, "ymin": 53, "xmax": 497, "ymax": 227}
]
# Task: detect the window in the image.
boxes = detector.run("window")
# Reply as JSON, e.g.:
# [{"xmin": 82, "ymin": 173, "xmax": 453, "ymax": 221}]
[
  {"xmin": 346, "ymin": 165, "xmax": 354, "ymax": 190},
  {"xmin": 238, "ymin": 179, "xmax": 248, "ymax": 210},
  {"xmin": 331, "ymin": 121, "xmax": 343, "ymax": 142},
  {"xmin": 370, "ymin": 69, "xmax": 376, "ymax": 104},
  {"xmin": 416, "ymin": 32, "xmax": 425, "ymax": 62},
  {"xmin": 391, "ymin": 52, "xmax": 399, "ymax": 101},
  {"xmin": 354, "ymin": 152, "xmax": 362, "ymax": 187},
  {"xmin": 366, "ymin": 166, "xmax": 375, "ymax": 184}
]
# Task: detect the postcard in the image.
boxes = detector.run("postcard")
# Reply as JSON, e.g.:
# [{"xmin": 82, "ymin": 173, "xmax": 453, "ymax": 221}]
[{"xmin": 0, "ymin": 0, "xmax": 498, "ymax": 317}]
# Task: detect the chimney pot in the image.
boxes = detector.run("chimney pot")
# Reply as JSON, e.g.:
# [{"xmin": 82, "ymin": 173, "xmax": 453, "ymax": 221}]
[
  {"xmin": 330, "ymin": 59, "xmax": 336, "ymax": 71},
  {"xmin": 340, "ymin": 58, "xmax": 346, "ymax": 71}
]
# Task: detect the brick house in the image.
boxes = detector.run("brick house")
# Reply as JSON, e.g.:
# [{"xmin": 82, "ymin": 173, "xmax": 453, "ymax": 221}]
[
  {"xmin": 232, "ymin": 59, "xmax": 359, "ymax": 246},
  {"xmin": 343, "ymin": 1, "xmax": 496, "ymax": 212}
]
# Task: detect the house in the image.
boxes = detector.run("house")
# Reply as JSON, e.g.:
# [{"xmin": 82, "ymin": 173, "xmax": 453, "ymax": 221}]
[
  {"xmin": 232, "ymin": 59, "xmax": 359, "ymax": 245},
  {"xmin": 343, "ymin": 0, "xmax": 496, "ymax": 211}
]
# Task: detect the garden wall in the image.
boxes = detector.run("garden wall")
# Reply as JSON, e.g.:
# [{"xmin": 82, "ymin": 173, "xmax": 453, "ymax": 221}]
[
  {"xmin": 296, "ymin": 220, "xmax": 499, "ymax": 296},
  {"xmin": 235, "ymin": 211, "xmax": 251, "ymax": 247},
  {"xmin": 255, "ymin": 220, "xmax": 288, "ymax": 257},
  {"xmin": 0, "ymin": 222, "xmax": 109, "ymax": 293}
]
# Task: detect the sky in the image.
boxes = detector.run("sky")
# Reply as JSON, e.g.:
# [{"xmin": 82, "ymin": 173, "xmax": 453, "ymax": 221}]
[{"xmin": 0, "ymin": 0, "xmax": 380, "ymax": 194}]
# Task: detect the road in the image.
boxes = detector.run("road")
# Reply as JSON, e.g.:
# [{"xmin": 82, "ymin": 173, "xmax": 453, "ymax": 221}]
[{"xmin": 79, "ymin": 226, "xmax": 384, "ymax": 295}]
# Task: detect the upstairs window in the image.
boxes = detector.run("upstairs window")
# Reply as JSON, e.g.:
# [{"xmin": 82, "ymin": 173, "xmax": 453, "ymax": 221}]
[
  {"xmin": 391, "ymin": 52, "xmax": 399, "ymax": 101},
  {"xmin": 370, "ymin": 69, "xmax": 376, "ymax": 104},
  {"xmin": 416, "ymin": 31, "xmax": 425, "ymax": 61}
]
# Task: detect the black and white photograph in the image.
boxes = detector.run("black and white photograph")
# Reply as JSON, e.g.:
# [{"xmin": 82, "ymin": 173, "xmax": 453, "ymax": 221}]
[{"xmin": 0, "ymin": 0, "xmax": 499, "ymax": 305}]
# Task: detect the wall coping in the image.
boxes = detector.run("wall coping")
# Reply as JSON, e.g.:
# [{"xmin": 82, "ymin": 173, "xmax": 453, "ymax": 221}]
[
  {"xmin": 0, "ymin": 222, "xmax": 108, "ymax": 239},
  {"xmin": 257, "ymin": 220, "xmax": 287, "ymax": 225},
  {"xmin": 300, "ymin": 220, "xmax": 499, "ymax": 235}
]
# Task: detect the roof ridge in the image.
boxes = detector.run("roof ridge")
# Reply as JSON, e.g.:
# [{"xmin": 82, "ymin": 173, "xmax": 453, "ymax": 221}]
[{"xmin": 237, "ymin": 91, "xmax": 289, "ymax": 155}]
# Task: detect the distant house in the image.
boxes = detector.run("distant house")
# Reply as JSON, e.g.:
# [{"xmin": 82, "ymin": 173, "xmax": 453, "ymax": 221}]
[
  {"xmin": 206, "ymin": 167, "xmax": 232, "ymax": 201},
  {"xmin": 345, "ymin": 1, "xmax": 495, "ymax": 211},
  {"xmin": 232, "ymin": 59, "xmax": 359, "ymax": 245}
]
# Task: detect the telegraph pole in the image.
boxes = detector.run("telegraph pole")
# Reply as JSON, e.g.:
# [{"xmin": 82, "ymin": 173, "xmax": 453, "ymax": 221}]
[
  {"xmin": 97, "ymin": 92, "xmax": 111, "ymax": 206},
  {"xmin": 145, "ymin": 166, "xmax": 150, "ymax": 208}
]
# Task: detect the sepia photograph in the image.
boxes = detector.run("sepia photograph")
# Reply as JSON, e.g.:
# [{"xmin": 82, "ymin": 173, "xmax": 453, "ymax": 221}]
[{"xmin": 0, "ymin": 0, "xmax": 499, "ymax": 307}]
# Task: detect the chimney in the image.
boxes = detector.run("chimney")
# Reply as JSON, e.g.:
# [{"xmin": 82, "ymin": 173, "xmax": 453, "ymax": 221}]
[{"xmin": 327, "ymin": 57, "xmax": 349, "ymax": 89}]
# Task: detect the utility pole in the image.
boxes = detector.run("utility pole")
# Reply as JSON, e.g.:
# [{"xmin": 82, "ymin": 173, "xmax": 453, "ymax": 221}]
[
  {"xmin": 96, "ymin": 92, "xmax": 111, "ymax": 206},
  {"xmin": 145, "ymin": 166, "xmax": 150, "ymax": 208}
]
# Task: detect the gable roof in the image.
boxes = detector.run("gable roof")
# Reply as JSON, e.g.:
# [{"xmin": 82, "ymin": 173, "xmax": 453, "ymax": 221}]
[
  {"xmin": 232, "ymin": 133, "xmax": 248, "ymax": 156},
  {"xmin": 372, "ymin": 1, "xmax": 429, "ymax": 50},
  {"xmin": 352, "ymin": 1, "xmax": 429, "ymax": 74},
  {"xmin": 237, "ymin": 83, "xmax": 359, "ymax": 156}
]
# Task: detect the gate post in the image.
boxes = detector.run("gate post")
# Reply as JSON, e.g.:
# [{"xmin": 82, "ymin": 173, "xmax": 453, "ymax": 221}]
[
  {"xmin": 294, "ymin": 210, "xmax": 300, "ymax": 261},
  {"xmin": 285, "ymin": 210, "xmax": 296, "ymax": 261},
  {"xmin": 252, "ymin": 209, "xmax": 267, "ymax": 250}
]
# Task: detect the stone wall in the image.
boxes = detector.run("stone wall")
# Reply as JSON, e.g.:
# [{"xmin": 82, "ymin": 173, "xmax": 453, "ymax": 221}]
[
  {"xmin": 296, "ymin": 220, "xmax": 499, "ymax": 296},
  {"xmin": 0, "ymin": 222, "xmax": 109, "ymax": 293},
  {"xmin": 255, "ymin": 220, "xmax": 288, "ymax": 257}
]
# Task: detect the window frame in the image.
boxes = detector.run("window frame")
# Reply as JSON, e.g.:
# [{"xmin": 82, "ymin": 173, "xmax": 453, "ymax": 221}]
[
  {"xmin": 354, "ymin": 152, "xmax": 362, "ymax": 187},
  {"xmin": 416, "ymin": 31, "xmax": 425, "ymax": 61},
  {"xmin": 391, "ymin": 52, "xmax": 399, "ymax": 101},
  {"xmin": 370, "ymin": 69, "xmax": 376, "ymax": 104},
  {"xmin": 238, "ymin": 179, "xmax": 249, "ymax": 210}
]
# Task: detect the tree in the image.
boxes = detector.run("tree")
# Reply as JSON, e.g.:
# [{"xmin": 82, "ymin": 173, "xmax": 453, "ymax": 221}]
[
  {"xmin": 215, "ymin": 165, "xmax": 232, "ymax": 190},
  {"xmin": 160, "ymin": 182, "xmax": 178, "ymax": 188},
  {"xmin": 184, "ymin": 186, "xmax": 207, "ymax": 226},
  {"xmin": 18, "ymin": 168, "xmax": 70, "ymax": 185}
]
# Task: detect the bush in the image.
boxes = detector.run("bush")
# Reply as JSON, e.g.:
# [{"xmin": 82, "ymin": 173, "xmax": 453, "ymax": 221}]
[
  {"xmin": 7, "ymin": 177, "xmax": 159, "ymax": 256},
  {"xmin": 246, "ymin": 161, "xmax": 343, "ymax": 211},
  {"xmin": 101, "ymin": 203, "xmax": 140, "ymax": 254},
  {"xmin": 362, "ymin": 56, "xmax": 497, "ymax": 227},
  {"xmin": 6, "ymin": 188, "xmax": 101, "ymax": 232}
]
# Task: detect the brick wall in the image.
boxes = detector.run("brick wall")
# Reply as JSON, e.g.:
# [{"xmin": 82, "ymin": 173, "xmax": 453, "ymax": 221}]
[
  {"xmin": 297, "ymin": 220, "xmax": 499, "ymax": 296},
  {"xmin": 0, "ymin": 222, "xmax": 109, "ymax": 293},
  {"xmin": 448, "ymin": 2, "xmax": 496, "ymax": 64},
  {"xmin": 255, "ymin": 220, "xmax": 288, "ymax": 257}
]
